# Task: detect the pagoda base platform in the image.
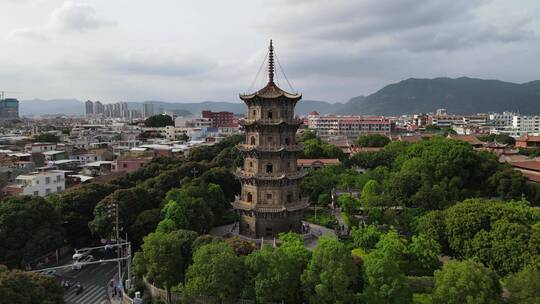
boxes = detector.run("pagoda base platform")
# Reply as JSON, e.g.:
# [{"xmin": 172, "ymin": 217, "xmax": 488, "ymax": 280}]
[{"xmin": 238, "ymin": 211, "xmax": 303, "ymax": 238}]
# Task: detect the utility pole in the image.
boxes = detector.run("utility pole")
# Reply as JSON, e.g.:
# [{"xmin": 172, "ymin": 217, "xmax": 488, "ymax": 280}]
[
  {"xmin": 108, "ymin": 203, "xmax": 121, "ymax": 283},
  {"xmin": 191, "ymin": 167, "xmax": 198, "ymax": 178}
]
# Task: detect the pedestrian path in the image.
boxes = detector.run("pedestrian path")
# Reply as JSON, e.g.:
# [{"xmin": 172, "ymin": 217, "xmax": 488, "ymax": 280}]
[{"xmin": 64, "ymin": 283, "xmax": 108, "ymax": 304}]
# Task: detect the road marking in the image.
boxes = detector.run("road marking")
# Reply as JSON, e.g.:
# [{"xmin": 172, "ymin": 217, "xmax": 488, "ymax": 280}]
[{"xmin": 64, "ymin": 284, "xmax": 106, "ymax": 304}]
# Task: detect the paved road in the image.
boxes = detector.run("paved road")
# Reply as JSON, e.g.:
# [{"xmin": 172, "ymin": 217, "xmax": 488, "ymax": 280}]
[{"xmin": 57, "ymin": 257, "xmax": 117, "ymax": 304}]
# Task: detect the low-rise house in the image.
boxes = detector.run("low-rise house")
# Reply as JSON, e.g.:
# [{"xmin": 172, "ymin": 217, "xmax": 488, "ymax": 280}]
[
  {"xmin": 297, "ymin": 158, "xmax": 341, "ymax": 170},
  {"xmin": 2, "ymin": 169, "xmax": 66, "ymax": 197},
  {"xmin": 42, "ymin": 150, "xmax": 66, "ymax": 161},
  {"xmin": 25, "ymin": 142, "xmax": 57, "ymax": 153},
  {"xmin": 81, "ymin": 161, "xmax": 114, "ymax": 176},
  {"xmin": 515, "ymin": 134, "xmax": 540, "ymax": 148},
  {"xmin": 509, "ymin": 160, "xmax": 540, "ymax": 184},
  {"xmin": 114, "ymin": 155, "xmax": 153, "ymax": 173},
  {"xmin": 447, "ymin": 134, "xmax": 484, "ymax": 148}
]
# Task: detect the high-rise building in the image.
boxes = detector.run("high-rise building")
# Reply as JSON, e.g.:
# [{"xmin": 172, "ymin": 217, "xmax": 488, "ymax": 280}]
[
  {"xmin": 233, "ymin": 41, "xmax": 308, "ymax": 238},
  {"xmin": 143, "ymin": 102, "xmax": 155, "ymax": 118},
  {"xmin": 95, "ymin": 101, "xmax": 105, "ymax": 115},
  {"xmin": 0, "ymin": 98, "xmax": 19, "ymax": 119},
  {"xmin": 85, "ymin": 100, "xmax": 94, "ymax": 116}
]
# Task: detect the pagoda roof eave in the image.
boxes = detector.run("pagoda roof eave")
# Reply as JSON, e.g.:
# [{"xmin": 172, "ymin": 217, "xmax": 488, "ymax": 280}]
[{"xmin": 239, "ymin": 82, "xmax": 301, "ymax": 101}]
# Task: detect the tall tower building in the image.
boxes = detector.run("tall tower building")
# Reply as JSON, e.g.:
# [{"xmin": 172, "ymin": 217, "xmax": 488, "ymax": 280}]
[
  {"xmin": 95, "ymin": 101, "xmax": 105, "ymax": 115},
  {"xmin": 85, "ymin": 100, "xmax": 94, "ymax": 116},
  {"xmin": 233, "ymin": 41, "xmax": 308, "ymax": 238}
]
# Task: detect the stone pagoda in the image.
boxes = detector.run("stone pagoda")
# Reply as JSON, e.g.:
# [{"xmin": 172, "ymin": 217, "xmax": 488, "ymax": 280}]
[{"xmin": 233, "ymin": 40, "xmax": 308, "ymax": 238}]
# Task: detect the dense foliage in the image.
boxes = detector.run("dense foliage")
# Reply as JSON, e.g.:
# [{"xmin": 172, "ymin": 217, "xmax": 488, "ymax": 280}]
[
  {"xmin": 357, "ymin": 134, "xmax": 391, "ymax": 147},
  {"xmin": 0, "ymin": 196, "xmax": 64, "ymax": 268},
  {"xmin": 144, "ymin": 114, "xmax": 174, "ymax": 127},
  {"xmin": 0, "ymin": 266, "xmax": 64, "ymax": 304},
  {"xmin": 32, "ymin": 133, "xmax": 60, "ymax": 143}
]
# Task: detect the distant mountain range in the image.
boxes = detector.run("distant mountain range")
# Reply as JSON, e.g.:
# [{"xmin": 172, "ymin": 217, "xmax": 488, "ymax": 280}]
[
  {"xmin": 338, "ymin": 77, "xmax": 540, "ymax": 115},
  {"xmin": 19, "ymin": 77, "xmax": 540, "ymax": 116}
]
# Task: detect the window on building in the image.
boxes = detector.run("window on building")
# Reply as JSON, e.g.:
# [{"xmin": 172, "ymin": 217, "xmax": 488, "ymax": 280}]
[
  {"xmin": 266, "ymin": 164, "xmax": 273, "ymax": 173},
  {"xmin": 249, "ymin": 161, "xmax": 253, "ymax": 168},
  {"xmin": 247, "ymin": 192, "xmax": 253, "ymax": 202},
  {"xmin": 33, "ymin": 191, "xmax": 39, "ymax": 196},
  {"xmin": 57, "ymin": 186, "xmax": 62, "ymax": 192},
  {"xmin": 266, "ymin": 193, "xmax": 272, "ymax": 200},
  {"xmin": 252, "ymin": 110, "xmax": 256, "ymax": 116},
  {"xmin": 56, "ymin": 175, "xmax": 61, "ymax": 182},
  {"xmin": 287, "ymin": 192, "xmax": 293, "ymax": 203},
  {"xmin": 268, "ymin": 136, "xmax": 273, "ymax": 143},
  {"xmin": 250, "ymin": 136, "xmax": 256, "ymax": 145},
  {"xmin": 285, "ymin": 137, "xmax": 289, "ymax": 145},
  {"xmin": 45, "ymin": 177, "xmax": 50, "ymax": 184},
  {"xmin": 123, "ymin": 163, "xmax": 127, "ymax": 168},
  {"xmin": 267, "ymin": 111, "xmax": 273, "ymax": 119}
]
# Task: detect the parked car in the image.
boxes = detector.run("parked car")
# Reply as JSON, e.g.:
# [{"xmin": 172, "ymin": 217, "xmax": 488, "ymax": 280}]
[{"xmin": 38, "ymin": 269, "xmax": 57, "ymax": 277}]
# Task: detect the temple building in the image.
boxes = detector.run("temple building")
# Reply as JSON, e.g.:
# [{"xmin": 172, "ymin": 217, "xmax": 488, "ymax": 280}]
[{"xmin": 233, "ymin": 41, "xmax": 308, "ymax": 238}]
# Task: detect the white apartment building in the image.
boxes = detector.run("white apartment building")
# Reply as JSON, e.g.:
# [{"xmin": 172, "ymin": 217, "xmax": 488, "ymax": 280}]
[
  {"xmin": 13, "ymin": 170, "xmax": 66, "ymax": 197},
  {"xmin": 489, "ymin": 112, "xmax": 516, "ymax": 127},
  {"xmin": 513, "ymin": 115, "xmax": 540, "ymax": 134}
]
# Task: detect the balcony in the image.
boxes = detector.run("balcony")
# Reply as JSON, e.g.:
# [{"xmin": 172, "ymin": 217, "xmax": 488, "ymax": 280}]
[
  {"xmin": 237, "ymin": 143, "xmax": 303, "ymax": 153},
  {"xmin": 232, "ymin": 197, "xmax": 309, "ymax": 213},
  {"xmin": 239, "ymin": 117, "xmax": 303, "ymax": 126},
  {"xmin": 235, "ymin": 169, "xmax": 308, "ymax": 180}
]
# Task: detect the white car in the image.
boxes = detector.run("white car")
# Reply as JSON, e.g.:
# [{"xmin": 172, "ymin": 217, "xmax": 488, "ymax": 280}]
[
  {"xmin": 72, "ymin": 250, "xmax": 91, "ymax": 261},
  {"xmin": 38, "ymin": 269, "xmax": 57, "ymax": 277},
  {"xmin": 72, "ymin": 255, "xmax": 94, "ymax": 270}
]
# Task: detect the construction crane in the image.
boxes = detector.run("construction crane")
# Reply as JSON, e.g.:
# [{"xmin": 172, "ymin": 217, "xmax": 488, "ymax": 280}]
[{"xmin": 0, "ymin": 90, "xmax": 22, "ymax": 100}]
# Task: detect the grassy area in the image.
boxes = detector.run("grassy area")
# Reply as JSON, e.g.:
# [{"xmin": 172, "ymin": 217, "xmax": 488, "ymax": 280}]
[
  {"xmin": 413, "ymin": 293, "xmax": 432, "ymax": 304},
  {"xmin": 303, "ymin": 207, "xmax": 338, "ymax": 229}
]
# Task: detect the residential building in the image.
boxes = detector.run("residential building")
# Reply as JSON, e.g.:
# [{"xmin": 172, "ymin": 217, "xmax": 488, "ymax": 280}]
[
  {"xmin": 308, "ymin": 112, "xmax": 394, "ymax": 137},
  {"xmin": 201, "ymin": 110, "xmax": 235, "ymax": 127},
  {"xmin": 516, "ymin": 135, "xmax": 540, "ymax": 148},
  {"xmin": 85, "ymin": 100, "xmax": 94, "ymax": 116},
  {"xmin": 143, "ymin": 102, "xmax": 156, "ymax": 119},
  {"xmin": 297, "ymin": 158, "xmax": 341, "ymax": 170},
  {"xmin": 94, "ymin": 101, "xmax": 105, "ymax": 115},
  {"xmin": 3, "ymin": 169, "xmax": 66, "ymax": 197},
  {"xmin": 512, "ymin": 115, "xmax": 540, "ymax": 135}
]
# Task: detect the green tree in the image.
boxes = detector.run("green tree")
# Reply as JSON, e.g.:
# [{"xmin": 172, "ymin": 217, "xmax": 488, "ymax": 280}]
[
  {"xmin": 50, "ymin": 183, "xmax": 117, "ymax": 246},
  {"xmin": 505, "ymin": 265, "xmax": 540, "ymax": 304},
  {"xmin": 0, "ymin": 196, "xmax": 64, "ymax": 268},
  {"xmin": 184, "ymin": 242, "xmax": 245, "ymax": 302},
  {"xmin": 357, "ymin": 134, "xmax": 391, "ymax": 147},
  {"xmin": 245, "ymin": 233, "xmax": 310, "ymax": 303},
  {"xmin": 129, "ymin": 208, "xmax": 161, "ymax": 248},
  {"xmin": 0, "ymin": 268, "xmax": 64, "ymax": 304},
  {"xmin": 351, "ymin": 225, "xmax": 382, "ymax": 250},
  {"xmin": 161, "ymin": 194, "xmax": 213, "ymax": 234},
  {"xmin": 32, "ymin": 133, "xmax": 60, "ymax": 143},
  {"xmin": 224, "ymin": 237, "xmax": 256, "ymax": 256},
  {"xmin": 362, "ymin": 250, "xmax": 412, "ymax": 304},
  {"xmin": 300, "ymin": 165, "xmax": 344, "ymax": 203},
  {"xmin": 199, "ymin": 167, "xmax": 240, "ymax": 202},
  {"xmin": 415, "ymin": 210, "xmax": 447, "ymax": 251},
  {"xmin": 134, "ymin": 229, "xmax": 197, "ymax": 298},
  {"xmin": 89, "ymin": 187, "xmax": 154, "ymax": 236},
  {"xmin": 301, "ymin": 237, "xmax": 358, "ymax": 304},
  {"xmin": 406, "ymin": 234, "xmax": 441, "ymax": 276},
  {"xmin": 144, "ymin": 114, "xmax": 174, "ymax": 127},
  {"xmin": 432, "ymin": 260, "xmax": 501, "ymax": 304},
  {"xmin": 298, "ymin": 130, "xmax": 318, "ymax": 142}
]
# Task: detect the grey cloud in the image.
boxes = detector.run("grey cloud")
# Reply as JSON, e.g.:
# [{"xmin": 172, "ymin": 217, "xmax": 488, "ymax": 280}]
[{"xmin": 50, "ymin": 1, "xmax": 115, "ymax": 31}]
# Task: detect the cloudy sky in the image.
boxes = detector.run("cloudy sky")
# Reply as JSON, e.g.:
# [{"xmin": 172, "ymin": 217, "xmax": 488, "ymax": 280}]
[{"xmin": 1, "ymin": 0, "xmax": 539, "ymax": 103}]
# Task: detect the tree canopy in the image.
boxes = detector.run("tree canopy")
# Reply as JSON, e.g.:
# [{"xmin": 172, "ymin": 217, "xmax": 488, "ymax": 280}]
[
  {"xmin": 357, "ymin": 134, "xmax": 391, "ymax": 147},
  {"xmin": 144, "ymin": 114, "xmax": 174, "ymax": 127},
  {"xmin": 0, "ymin": 267, "xmax": 64, "ymax": 304},
  {"xmin": 0, "ymin": 196, "xmax": 64, "ymax": 268}
]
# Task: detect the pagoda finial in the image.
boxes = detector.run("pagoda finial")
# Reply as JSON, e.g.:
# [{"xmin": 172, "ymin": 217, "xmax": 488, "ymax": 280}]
[{"xmin": 268, "ymin": 39, "xmax": 275, "ymax": 83}]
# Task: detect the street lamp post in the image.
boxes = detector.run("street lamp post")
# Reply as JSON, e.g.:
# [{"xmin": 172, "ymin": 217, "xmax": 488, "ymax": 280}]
[{"xmin": 107, "ymin": 203, "xmax": 121, "ymax": 283}]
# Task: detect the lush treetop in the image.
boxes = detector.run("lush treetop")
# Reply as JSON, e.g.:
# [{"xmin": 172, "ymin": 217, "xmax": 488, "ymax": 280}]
[{"xmin": 144, "ymin": 114, "xmax": 174, "ymax": 127}]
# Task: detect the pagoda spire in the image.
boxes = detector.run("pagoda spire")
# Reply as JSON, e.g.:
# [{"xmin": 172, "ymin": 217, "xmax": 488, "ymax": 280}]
[{"xmin": 268, "ymin": 39, "xmax": 275, "ymax": 83}]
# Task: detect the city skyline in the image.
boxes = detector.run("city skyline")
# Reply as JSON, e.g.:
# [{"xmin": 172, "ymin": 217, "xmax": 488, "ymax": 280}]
[{"xmin": 1, "ymin": 0, "xmax": 540, "ymax": 103}]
